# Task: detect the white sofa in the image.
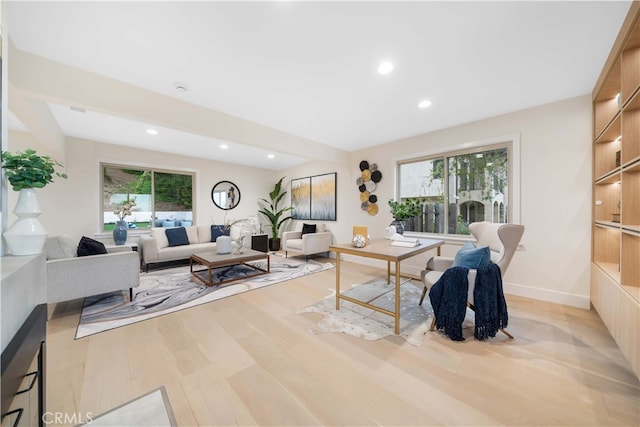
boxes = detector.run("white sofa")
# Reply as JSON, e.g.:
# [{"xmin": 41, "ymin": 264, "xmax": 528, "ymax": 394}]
[
  {"xmin": 141, "ymin": 221, "xmax": 256, "ymax": 270},
  {"xmin": 45, "ymin": 235, "xmax": 140, "ymax": 304},
  {"xmin": 282, "ymin": 223, "xmax": 332, "ymax": 258}
]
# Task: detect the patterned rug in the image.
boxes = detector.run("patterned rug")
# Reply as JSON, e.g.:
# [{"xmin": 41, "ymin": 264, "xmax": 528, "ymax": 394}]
[
  {"xmin": 76, "ymin": 257, "xmax": 333, "ymax": 339},
  {"xmin": 297, "ymin": 278, "xmax": 472, "ymax": 346}
]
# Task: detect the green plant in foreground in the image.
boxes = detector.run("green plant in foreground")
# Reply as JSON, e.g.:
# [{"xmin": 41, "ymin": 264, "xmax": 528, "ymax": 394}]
[{"xmin": 1, "ymin": 148, "xmax": 67, "ymax": 191}]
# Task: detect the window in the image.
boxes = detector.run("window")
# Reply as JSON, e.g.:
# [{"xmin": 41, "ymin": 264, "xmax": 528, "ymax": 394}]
[
  {"xmin": 102, "ymin": 164, "xmax": 194, "ymax": 231},
  {"xmin": 396, "ymin": 141, "xmax": 513, "ymax": 235}
]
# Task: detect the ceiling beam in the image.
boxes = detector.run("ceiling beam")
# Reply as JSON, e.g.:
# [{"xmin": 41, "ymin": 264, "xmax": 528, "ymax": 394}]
[{"xmin": 8, "ymin": 44, "xmax": 348, "ymax": 167}]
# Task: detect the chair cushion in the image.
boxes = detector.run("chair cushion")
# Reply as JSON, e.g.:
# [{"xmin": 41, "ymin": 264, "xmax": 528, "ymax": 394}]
[
  {"xmin": 286, "ymin": 239, "xmax": 304, "ymax": 250},
  {"xmin": 150, "ymin": 227, "xmax": 170, "ymax": 249},
  {"xmin": 45, "ymin": 235, "xmax": 78, "ymax": 260},
  {"xmin": 301, "ymin": 223, "xmax": 316, "ymax": 235},
  {"xmin": 452, "ymin": 242, "xmax": 491, "ymax": 269},
  {"xmin": 165, "ymin": 227, "xmax": 190, "ymax": 247},
  {"xmin": 77, "ymin": 236, "xmax": 108, "ymax": 257}
]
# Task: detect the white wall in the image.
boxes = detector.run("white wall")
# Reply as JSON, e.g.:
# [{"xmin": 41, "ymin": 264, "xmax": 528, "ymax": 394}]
[
  {"xmin": 6, "ymin": 95, "xmax": 593, "ymax": 308},
  {"xmin": 283, "ymin": 95, "xmax": 593, "ymax": 308},
  {"xmin": 6, "ymin": 132, "xmax": 279, "ymax": 243}
]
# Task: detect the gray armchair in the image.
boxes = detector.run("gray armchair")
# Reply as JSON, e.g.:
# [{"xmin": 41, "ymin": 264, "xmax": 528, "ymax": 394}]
[
  {"xmin": 45, "ymin": 235, "xmax": 140, "ymax": 303},
  {"xmin": 419, "ymin": 221, "xmax": 524, "ymax": 338}
]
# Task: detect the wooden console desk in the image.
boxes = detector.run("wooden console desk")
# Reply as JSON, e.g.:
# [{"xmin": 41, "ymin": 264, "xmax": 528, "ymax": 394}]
[{"xmin": 330, "ymin": 238, "xmax": 444, "ymax": 334}]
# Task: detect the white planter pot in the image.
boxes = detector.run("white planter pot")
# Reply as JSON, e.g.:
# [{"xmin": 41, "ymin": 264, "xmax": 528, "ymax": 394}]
[{"xmin": 3, "ymin": 188, "xmax": 47, "ymax": 256}]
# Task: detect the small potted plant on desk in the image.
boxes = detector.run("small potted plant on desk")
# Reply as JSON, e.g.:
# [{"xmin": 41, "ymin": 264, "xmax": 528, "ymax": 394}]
[
  {"xmin": 258, "ymin": 176, "xmax": 293, "ymax": 251},
  {"xmin": 388, "ymin": 198, "xmax": 422, "ymax": 235}
]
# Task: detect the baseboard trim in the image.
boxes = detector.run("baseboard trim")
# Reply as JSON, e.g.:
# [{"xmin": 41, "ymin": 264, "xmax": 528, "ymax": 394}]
[
  {"xmin": 340, "ymin": 254, "xmax": 590, "ymax": 309},
  {"xmin": 502, "ymin": 282, "xmax": 590, "ymax": 309}
]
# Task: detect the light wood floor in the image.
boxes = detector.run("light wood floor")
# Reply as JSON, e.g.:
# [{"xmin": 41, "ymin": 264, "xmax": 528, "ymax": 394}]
[{"xmin": 47, "ymin": 258, "xmax": 640, "ymax": 426}]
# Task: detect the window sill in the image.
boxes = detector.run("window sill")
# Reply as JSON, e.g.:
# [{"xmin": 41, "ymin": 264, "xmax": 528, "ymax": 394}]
[{"xmin": 404, "ymin": 232, "xmax": 473, "ymax": 245}]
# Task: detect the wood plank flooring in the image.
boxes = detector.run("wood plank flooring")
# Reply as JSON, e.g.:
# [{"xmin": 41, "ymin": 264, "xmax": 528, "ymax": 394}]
[{"xmin": 46, "ymin": 259, "xmax": 640, "ymax": 426}]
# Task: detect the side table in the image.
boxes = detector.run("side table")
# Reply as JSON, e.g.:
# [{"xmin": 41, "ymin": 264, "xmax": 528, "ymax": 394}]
[
  {"xmin": 106, "ymin": 243, "xmax": 141, "ymax": 269},
  {"xmin": 251, "ymin": 234, "xmax": 269, "ymax": 253}
]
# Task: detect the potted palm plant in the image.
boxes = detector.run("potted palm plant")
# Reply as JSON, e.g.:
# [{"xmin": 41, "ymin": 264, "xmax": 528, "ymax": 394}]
[
  {"xmin": 258, "ymin": 176, "xmax": 293, "ymax": 251},
  {"xmin": 1, "ymin": 148, "xmax": 68, "ymax": 255},
  {"xmin": 388, "ymin": 198, "xmax": 422, "ymax": 235}
]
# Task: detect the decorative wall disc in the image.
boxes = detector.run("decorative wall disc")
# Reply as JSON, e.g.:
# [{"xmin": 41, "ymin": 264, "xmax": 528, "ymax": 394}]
[{"xmin": 357, "ymin": 160, "xmax": 381, "ymax": 216}]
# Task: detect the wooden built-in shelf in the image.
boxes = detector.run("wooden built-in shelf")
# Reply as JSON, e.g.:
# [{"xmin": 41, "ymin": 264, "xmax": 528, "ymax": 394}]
[
  {"xmin": 622, "ymin": 225, "xmax": 640, "ymax": 234},
  {"xmin": 594, "ymin": 220, "xmax": 622, "ymax": 229},
  {"xmin": 593, "ymin": 181, "xmax": 621, "ymax": 222},
  {"xmin": 594, "ymin": 261, "xmax": 622, "ymax": 283},
  {"xmin": 595, "ymin": 169, "xmax": 621, "ymax": 184},
  {"xmin": 591, "ymin": 3, "xmax": 640, "ymax": 380},
  {"xmin": 594, "ymin": 57, "xmax": 621, "ymax": 138},
  {"xmin": 621, "ymin": 16, "xmax": 640, "ymax": 104}
]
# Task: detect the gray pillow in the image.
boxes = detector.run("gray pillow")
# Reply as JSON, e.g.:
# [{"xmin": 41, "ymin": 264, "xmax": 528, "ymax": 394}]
[{"xmin": 45, "ymin": 235, "xmax": 78, "ymax": 260}]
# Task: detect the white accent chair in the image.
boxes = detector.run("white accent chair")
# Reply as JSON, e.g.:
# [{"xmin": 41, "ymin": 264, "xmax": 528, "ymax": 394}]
[
  {"xmin": 419, "ymin": 221, "xmax": 524, "ymax": 338},
  {"xmin": 45, "ymin": 235, "xmax": 140, "ymax": 303},
  {"xmin": 282, "ymin": 223, "xmax": 332, "ymax": 259}
]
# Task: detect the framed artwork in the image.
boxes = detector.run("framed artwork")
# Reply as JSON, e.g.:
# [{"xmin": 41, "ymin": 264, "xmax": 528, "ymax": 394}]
[
  {"xmin": 310, "ymin": 172, "xmax": 337, "ymax": 220},
  {"xmin": 291, "ymin": 177, "xmax": 311, "ymax": 220},
  {"xmin": 292, "ymin": 172, "xmax": 337, "ymax": 221}
]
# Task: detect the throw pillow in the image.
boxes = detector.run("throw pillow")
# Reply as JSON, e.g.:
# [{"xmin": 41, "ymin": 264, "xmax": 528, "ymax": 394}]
[
  {"xmin": 301, "ymin": 223, "xmax": 317, "ymax": 235},
  {"xmin": 166, "ymin": 227, "xmax": 190, "ymax": 247},
  {"xmin": 77, "ymin": 236, "xmax": 108, "ymax": 257},
  {"xmin": 210, "ymin": 224, "xmax": 229, "ymax": 242},
  {"xmin": 452, "ymin": 242, "xmax": 491, "ymax": 269},
  {"xmin": 45, "ymin": 235, "xmax": 78, "ymax": 260}
]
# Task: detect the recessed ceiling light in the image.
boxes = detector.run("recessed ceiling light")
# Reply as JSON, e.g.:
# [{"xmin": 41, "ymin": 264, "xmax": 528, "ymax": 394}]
[
  {"xmin": 267, "ymin": 154, "xmax": 275, "ymax": 159},
  {"xmin": 220, "ymin": 144, "xmax": 229, "ymax": 150},
  {"xmin": 377, "ymin": 61, "xmax": 394, "ymax": 75},
  {"xmin": 418, "ymin": 100, "xmax": 432, "ymax": 109},
  {"xmin": 69, "ymin": 106, "xmax": 86, "ymax": 113},
  {"xmin": 175, "ymin": 82, "xmax": 189, "ymax": 92},
  {"xmin": 146, "ymin": 129, "xmax": 158, "ymax": 135}
]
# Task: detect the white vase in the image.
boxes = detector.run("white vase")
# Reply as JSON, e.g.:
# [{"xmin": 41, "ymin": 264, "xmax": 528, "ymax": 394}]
[
  {"xmin": 216, "ymin": 235, "xmax": 231, "ymax": 254},
  {"xmin": 3, "ymin": 188, "xmax": 48, "ymax": 256}
]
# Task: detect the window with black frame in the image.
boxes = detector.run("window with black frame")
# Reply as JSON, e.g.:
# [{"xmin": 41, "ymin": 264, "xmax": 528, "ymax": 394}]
[
  {"xmin": 102, "ymin": 164, "xmax": 193, "ymax": 231},
  {"xmin": 396, "ymin": 144, "xmax": 510, "ymax": 235}
]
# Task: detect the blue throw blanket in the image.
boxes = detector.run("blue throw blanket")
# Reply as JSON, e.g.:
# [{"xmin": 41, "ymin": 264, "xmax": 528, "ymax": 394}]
[{"xmin": 429, "ymin": 263, "xmax": 508, "ymax": 341}]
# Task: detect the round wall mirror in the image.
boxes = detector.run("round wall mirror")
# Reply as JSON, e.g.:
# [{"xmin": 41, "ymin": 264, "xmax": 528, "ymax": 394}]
[{"xmin": 211, "ymin": 180, "xmax": 241, "ymax": 210}]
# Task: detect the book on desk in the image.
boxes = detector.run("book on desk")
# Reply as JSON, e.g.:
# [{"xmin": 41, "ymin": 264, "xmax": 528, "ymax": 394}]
[{"xmin": 390, "ymin": 237, "xmax": 420, "ymax": 247}]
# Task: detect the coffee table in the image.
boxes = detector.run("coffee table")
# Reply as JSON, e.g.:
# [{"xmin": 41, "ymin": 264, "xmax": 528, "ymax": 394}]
[{"xmin": 190, "ymin": 249, "xmax": 270, "ymax": 287}]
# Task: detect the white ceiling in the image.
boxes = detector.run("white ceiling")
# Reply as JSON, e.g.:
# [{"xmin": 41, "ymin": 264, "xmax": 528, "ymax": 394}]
[{"xmin": 6, "ymin": 1, "xmax": 632, "ymax": 169}]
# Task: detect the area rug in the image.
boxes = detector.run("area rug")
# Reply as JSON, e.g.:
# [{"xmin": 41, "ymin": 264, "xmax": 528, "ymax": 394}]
[
  {"xmin": 296, "ymin": 277, "xmax": 435, "ymax": 346},
  {"xmin": 76, "ymin": 257, "xmax": 333, "ymax": 339},
  {"xmin": 80, "ymin": 386, "xmax": 176, "ymax": 426}
]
